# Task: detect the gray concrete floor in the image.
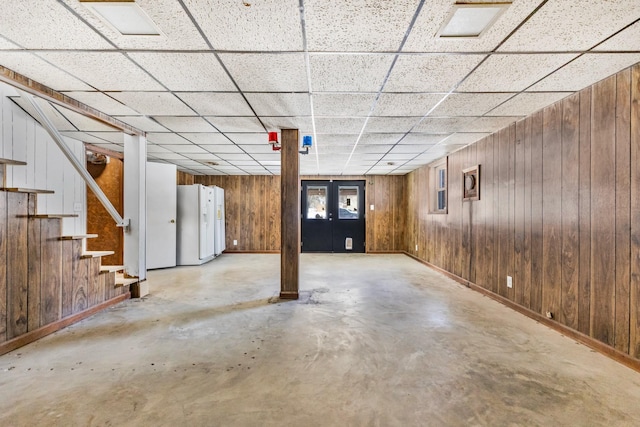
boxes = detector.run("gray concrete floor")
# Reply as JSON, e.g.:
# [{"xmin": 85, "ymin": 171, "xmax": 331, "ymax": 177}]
[{"xmin": 1, "ymin": 254, "xmax": 640, "ymax": 426}]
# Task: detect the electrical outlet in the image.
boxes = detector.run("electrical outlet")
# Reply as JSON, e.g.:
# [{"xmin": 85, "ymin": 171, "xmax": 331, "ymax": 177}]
[
  {"xmin": 415, "ymin": 244, "xmax": 418, "ymax": 251},
  {"xmin": 73, "ymin": 202, "xmax": 82, "ymax": 212},
  {"xmin": 507, "ymin": 276, "xmax": 513, "ymax": 288},
  {"xmin": 233, "ymin": 239, "xmax": 238, "ymax": 246}
]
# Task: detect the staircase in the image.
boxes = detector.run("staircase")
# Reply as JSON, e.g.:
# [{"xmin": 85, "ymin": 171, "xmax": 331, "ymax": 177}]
[{"xmin": 0, "ymin": 158, "xmax": 134, "ymax": 355}]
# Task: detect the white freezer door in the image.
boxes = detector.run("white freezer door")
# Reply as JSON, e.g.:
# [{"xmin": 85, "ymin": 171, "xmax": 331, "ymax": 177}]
[
  {"xmin": 214, "ymin": 186, "xmax": 226, "ymax": 255},
  {"xmin": 199, "ymin": 186, "xmax": 216, "ymax": 259}
]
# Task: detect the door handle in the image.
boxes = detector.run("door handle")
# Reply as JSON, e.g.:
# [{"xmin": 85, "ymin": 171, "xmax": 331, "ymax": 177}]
[
  {"xmin": 329, "ymin": 218, "xmax": 332, "ymax": 221},
  {"xmin": 170, "ymin": 219, "xmax": 175, "ymax": 223}
]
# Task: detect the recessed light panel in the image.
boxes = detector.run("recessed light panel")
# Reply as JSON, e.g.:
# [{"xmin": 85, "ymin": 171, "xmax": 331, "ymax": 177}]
[
  {"xmin": 83, "ymin": 2, "xmax": 161, "ymax": 36},
  {"xmin": 438, "ymin": 4, "xmax": 509, "ymax": 38}
]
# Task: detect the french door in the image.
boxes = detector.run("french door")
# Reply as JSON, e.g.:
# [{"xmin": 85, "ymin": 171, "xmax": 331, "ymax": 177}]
[{"xmin": 301, "ymin": 180, "xmax": 365, "ymax": 253}]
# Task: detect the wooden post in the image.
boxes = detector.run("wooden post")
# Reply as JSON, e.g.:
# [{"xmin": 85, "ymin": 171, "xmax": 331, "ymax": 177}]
[{"xmin": 280, "ymin": 129, "xmax": 299, "ymax": 299}]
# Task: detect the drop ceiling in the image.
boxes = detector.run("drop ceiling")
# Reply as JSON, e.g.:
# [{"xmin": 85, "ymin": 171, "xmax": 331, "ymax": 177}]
[{"xmin": 0, "ymin": 0, "xmax": 639, "ymax": 176}]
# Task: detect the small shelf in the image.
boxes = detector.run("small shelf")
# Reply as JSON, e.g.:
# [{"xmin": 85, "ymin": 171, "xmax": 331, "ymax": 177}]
[
  {"xmin": 1, "ymin": 187, "xmax": 54, "ymax": 194},
  {"xmin": 81, "ymin": 250, "xmax": 114, "ymax": 259},
  {"xmin": 60, "ymin": 234, "xmax": 98, "ymax": 240},
  {"xmin": 0, "ymin": 158, "xmax": 27, "ymax": 166},
  {"xmin": 115, "ymin": 277, "xmax": 138, "ymax": 288},
  {"xmin": 100, "ymin": 265, "xmax": 124, "ymax": 273}
]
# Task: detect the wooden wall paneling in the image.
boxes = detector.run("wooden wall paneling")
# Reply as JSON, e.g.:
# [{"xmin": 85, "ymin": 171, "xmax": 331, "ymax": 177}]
[
  {"xmin": 514, "ymin": 120, "xmax": 526, "ymax": 305},
  {"xmin": 406, "ymin": 172, "xmax": 416, "ymax": 256},
  {"xmin": 86, "ymin": 258, "xmax": 99, "ymax": 307},
  {"xmin": 27, "ymin": 215, "xmax": 41, "ymax": 331},
  {"xmin": 485, "ymin": 134, "xmax": 497, "ymax": 293},
  {"xmin": 6, "ymin": 193, "xmax": 28, "ymax": 339},
  {"xmin": 522, "ymin": 116, "xmax": 533, "ymax": 309},
  {"xmin": 40, "ymin": 219, "xmax": 62, "ymax": 326},
  {"xmin": 268, "ymin": 176, "xmax": 280, "ymax": 251},
  {"xmin": 419, "ymin": 167, "xmax": 429, "ymax": 261},
  {"xmin": 561, "ymin": 94, "xmax": 580, "ymax": 329},
  {"xmin": 508, "ymin": 124, "xmax": 516, "ymax": 301},
  {"xmin": 258, "ymin": 176, "xmax": 266, "ymax": 251},
  {"xmin": 176, "ymin": 171, "xmax": 194, "ymax": 185},
  {"xmin": 530, "ymin": 111, "xmax": 544, "ymax": 313},
  {"xmin": 378, "ymin": 176, "xmax": 392, "ymax": 251},
  {"xmin": 0, "ymin": 192, "xmax": 7, "ymax": 342},
  {"xmin": 395, "ymin": 176, "xmax": 407, "ymax": 252},
  {"xmin": 630, "ymin": 63, "xmax": 640, "ymax": 359},
  {"xmin": 497, "ymin": 127, "xmax": 510, "ymax": 298},
  {"xmin": 590, "ymin": 75, "xmax": 617, "ymax": 346},
  {"xmin": 474, "ymin": 138, "xmax": 487, "ymax": 288},
  {"xmin": 462, "ymin": 144, "xmax": 476, "ymax": 281},
  {"xmin": 366, "ymin": 177, "xmax": 375, "ymax": 251},
  {"xmin": 61, "ymin": 240, "xmax": 73, "ymax": 318},
  {"xmin": 578, "ymin": 87, "xmax": 593, "ymax": 335},
  {"xmin": 615, "ymin": 68, "xmax": 632, "ymax": 353}
]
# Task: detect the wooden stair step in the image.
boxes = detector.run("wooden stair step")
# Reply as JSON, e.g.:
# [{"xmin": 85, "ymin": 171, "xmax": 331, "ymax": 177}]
[
  {"xmin": 100, "ymin": 265, "xmax": 124, "ymax": 273},
  {"xmin": 115, "ymin": 277, "xmax": 138, "ymax": 288},
  {"xmin": 0, "ymin": 158, "xmax": 27, "ymax": 166},
  {"xmin": 60, "ymin": 234, "xmax": 98, "ymax": 240},
  {"xmin": 23, "ymin": 214, "xmax": 79, "ymax": 219},
  {"xmin": 81, "ymin": 250, "xmax": 114, "ymax": 259},
  {"xmin": 1, "ymin": 187, "xmax": 54, "ymax": 194}
]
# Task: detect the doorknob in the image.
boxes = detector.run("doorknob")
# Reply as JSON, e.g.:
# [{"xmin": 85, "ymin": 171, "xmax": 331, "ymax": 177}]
[{"xmin": 170, "ymin": 219, "xmax": 175, "ymax": 223}]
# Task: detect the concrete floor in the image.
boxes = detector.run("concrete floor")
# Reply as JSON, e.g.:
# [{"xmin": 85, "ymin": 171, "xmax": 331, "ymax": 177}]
[{"xmin": 1, "ymin": 254, "xmax": 640, "ymax": 426}]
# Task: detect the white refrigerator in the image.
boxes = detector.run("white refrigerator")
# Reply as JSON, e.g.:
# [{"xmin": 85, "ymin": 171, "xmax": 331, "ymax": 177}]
[
  {"xmin": 213, "ymin": 186, "xmax": 226, "ymax": 256},
  {"xmin": 177, "ymin": 184, "xmax": 216, "ymax": 265}
]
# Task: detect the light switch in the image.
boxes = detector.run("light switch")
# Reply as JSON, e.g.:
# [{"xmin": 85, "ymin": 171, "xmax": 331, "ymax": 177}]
[{"xmin": 370, "ymin": 204, "xmax": 375, "ymax": 211}]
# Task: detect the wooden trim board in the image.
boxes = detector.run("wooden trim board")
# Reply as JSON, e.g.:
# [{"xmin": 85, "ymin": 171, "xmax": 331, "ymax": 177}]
[{"xmin": 0, "ymin": 293, "xmax": 130, "ymax": 356}]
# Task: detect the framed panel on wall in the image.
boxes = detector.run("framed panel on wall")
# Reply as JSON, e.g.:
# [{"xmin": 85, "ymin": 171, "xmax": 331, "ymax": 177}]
[{"xmin": 463, "ymin": 165, "xmax": 480, "ymax": 201}]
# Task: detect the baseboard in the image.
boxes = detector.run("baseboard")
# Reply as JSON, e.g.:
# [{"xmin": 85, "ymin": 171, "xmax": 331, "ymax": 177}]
[
  {"xmin": 366, "ymin": 250, "xmax": 405, "ymax": 254},
  {"xmin": 0, "ymin": 293, "xmax": 131, "ymax": 356},
  {"xmin": 223, "ymin": 250, "xmax": 280, "ymax": 254},
  {"xmin": 403, "ymin": 252, "xmax": 640, "ymax": 374}
]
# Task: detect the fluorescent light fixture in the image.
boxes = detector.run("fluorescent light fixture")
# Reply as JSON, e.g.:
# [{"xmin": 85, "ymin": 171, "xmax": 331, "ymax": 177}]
[
  {"xmin": 82, "ymin": 2, "xmax": 161, "ymax": 36},
  {"xmin": 438, "ymin": 3, "xmax": 509, "ymax": 38}
]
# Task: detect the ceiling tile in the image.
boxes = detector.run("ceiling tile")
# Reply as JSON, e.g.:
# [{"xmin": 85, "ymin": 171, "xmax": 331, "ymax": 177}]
[
  {"xmin": 498, "ymin": 0, "xmax": 640, "ymax": 52},
  {"xmin": 487, "ymin": 92, "xmax": 571, "ymax": 116},
  {"xmin": 310, "ymin": 54, "xmax": 395, "ymax": 92},
  {"xmin": 385, "ymin": 55, "xmax": 486, "ymax": 92},
  {"xmin": 305, "ymin": 0, "xmax": 417, "ymax": 51},
  {"xmin": 313, "ymin": 94, "xmax": 376, "ymax": 117},
  {"xmin": 431, "ymin": 93, "xmax": 515, "ymax": 117},
  {"xmin": 39, "ymin": 52, "xmax": 165, "ymax": 91},
  {"xmin": 113, "ymin": 116, "xmax": 168, "ymax": 133},
  {"xmin": 179, "ymin": 133, "xmax": 228, "ymax": 145},
  {"xmin": 219, "ymin": 53, "xmax": 308, "ymax": 92},
  {"xmin": 353, "ymin": 144, "xmax": 395, "ymax": 154},
  {"xmin": 147, "ymin": 133, "xmax": 193, "ymax": 145},
  {"xmin": 373, "ymin": 93, "xmax": 444, "ymax": 117},
  {"xmin": 64, "ymin": 92, "xmax": 139, "ymax": 116},
  {"xmin": 0, "ymin": 37, "xmax": 18, "ymax": 49},
  {"xmin": 176, "ymin": 92, "xmax": 253, "ymax": 116},
  {"xmin": 595, "ymin": 20, "xmax": 640, "ymax": 51},
  {"xmin": 528, "ymin": 53, "xmax": 640, "ymax": 92},
  {"xmin": 252, "ymin": 153, "xmax": 282, "ymax": 161},
  {"xmin": 359, "ymin": 134, "xmax": 404, "ymax": 145},
  {"xmin": 365, "ymin": 117, "xmax": 421, "ymax": 133},
  {"xmin": 314, "ymin": 134, "xmax": 358, "ymax": 146},
  {"xmin": 0, "ymin": 52, "xmax": 93, "ymax": 91},
  {"xmin": 462, "ymin": 117, "xmax": 518, "ymax": 133},
  {"xmin": 206, "ymin": 117, "xmax": 264, "ymax": 133},
  {"xmin": 260, "ymin": 117, "xmax": 313, "ymax": 133},
  {"xmin": 389, "ymin": 145, "xmax": 431, "ymax": 154},
  {"xmin": 85, "ymin": 132, "xmax": 126, "ymax": 144},
  {"xmin": 315, "ymin": 117, "xmax": 366, "ymax": 134},
  {"xmin": 162, "ymin": 144, "xmax": 209, "ymax": 154},
  {"xmin": 61, "ymin": 131, "xmax": 114, "ymax": 145},
  {"xmin": 404, "ymin": 0, "xmax": 543, "ymax": 53},
  {"xmin": 54, "ymin": 105, "xmax": 117, "ymax": 132},
  {"xmin": 400, "ymin": 134, "xmax": 450, "ymax": 145},
  {"xmin": 216, "ymin": 153, "xmax": 254, "ymax": 161},
  {"xmin": 110, "ymin": 92, "xmax": 194, "ymax": 116},
  {"xmin": 87, "ymin": 143, "xmax": 124, "ymax": 153},
  {"xmin": 438, "ymin": 133, "xmax": 490, "ymax": 147},
  {"xmin": 148, "ymin": 151, "xmax": 187, "ymax": 160},
  {"xmin": 61, "ymin": 0, "xmax": 209, "ymax": 51},
  {"xmin": 457, "ymin": 54, "xmax": 577, "ymax": 92},
  {"xmin": 383, "ymin": 153, "xmax": 417, "ymax": 161},
  {"xmin": 228, "ymin": 134, "xmax": 269, "ymax": 146},
  {"xmin": 245, "ymin": 93, "xmax": 311, "ymax": 116},
  {"xmin": 412, "ymin": 117, "xmax": 473, "ymax": 133},
  {"xmin": 146, "ymin": 144, "xmax": 173, "ymax": 154},
  {"xmin": 183, "ymin": 0, "xmax": 302, "ymax": 51},
  {"xmin": 129, "ymin": 53, "xmax": 236, "ymax": 91},
  {"xmin": 186, "ymin": 153, "xmax": 222, "ymax": 161},
  {"xmin": 0, "ymin": 0, "xmax": 114, "ymax": 50},
  {"xmin": 154, "ymin": 117, "xmax": 218, "ymax": 133},
  {"xmin": 202, "ymin": 145, "xmax": 244, "ymax": 154}
]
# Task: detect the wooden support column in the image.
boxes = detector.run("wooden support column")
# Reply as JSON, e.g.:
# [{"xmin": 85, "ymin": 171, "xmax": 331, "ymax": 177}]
[{"xmin": 280, "ymin": 129, "xmax": 299, "ymax": 299}]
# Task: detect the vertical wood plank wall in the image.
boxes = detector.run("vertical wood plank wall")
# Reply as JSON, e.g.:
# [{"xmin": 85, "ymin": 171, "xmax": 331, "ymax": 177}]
[
  {"xmin": 406, "ymin": 63, "xmax": 640, "ymax": 361},
  {"xmin": 185, "ymin": 174, "xmax": 405, "ymax": 253}
]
